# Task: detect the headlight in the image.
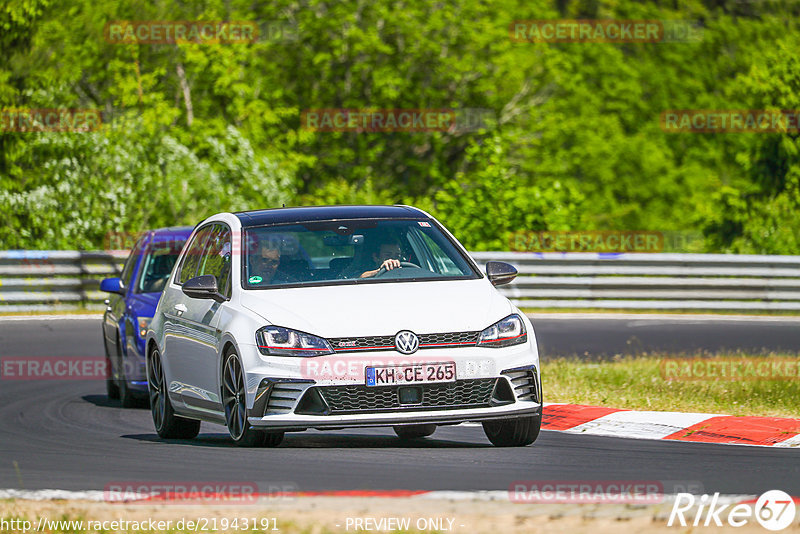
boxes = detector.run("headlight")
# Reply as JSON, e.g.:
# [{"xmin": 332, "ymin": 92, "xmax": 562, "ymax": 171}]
[
  {"xmin": 256, "ymin": 326, "xmax": 334, "ymax": 357},
  {"xmin": 478, "ymin": 314, "xmax": 527, "ymax": 348},
  {"xmin": 138, "ymin": 317, "xmax": 152, "ymax": 338}
]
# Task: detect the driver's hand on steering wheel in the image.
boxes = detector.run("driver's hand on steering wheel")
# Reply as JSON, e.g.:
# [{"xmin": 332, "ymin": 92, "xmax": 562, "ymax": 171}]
[
  {"xmin": 360, "ymin": 258, "xmax": 401, "ymax": 278},
  {"xmin": 381, "ymin": 258, "xmax": 401, "ymax": 271}
]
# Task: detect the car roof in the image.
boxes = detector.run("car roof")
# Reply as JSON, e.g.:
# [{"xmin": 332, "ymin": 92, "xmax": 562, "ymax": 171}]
[
  {"xmin": 234, "ymin": 205, "xmax": 429, "ymax": 227},
  {"xmin": 147, "ymin": 226, "xmax": 194, "ymax": 243}
]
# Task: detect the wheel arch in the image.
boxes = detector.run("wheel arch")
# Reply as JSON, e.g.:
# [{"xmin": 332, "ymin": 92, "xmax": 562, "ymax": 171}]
[
  {"xmin": 219, "ymin": 337, "xmax": 240, "ymax": 397},
  {"xmin": 145, "ymin": 338, "xmax": 160, "ymax": 382}
]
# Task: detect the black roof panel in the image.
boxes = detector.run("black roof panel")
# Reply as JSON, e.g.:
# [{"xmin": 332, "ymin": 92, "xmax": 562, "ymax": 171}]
[{"xmin": 234, "ymin": 205, "xmax": 429, "ymax": 227}]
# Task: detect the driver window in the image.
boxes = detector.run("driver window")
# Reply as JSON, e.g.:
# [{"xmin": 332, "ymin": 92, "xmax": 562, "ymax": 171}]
[
  {"xmin": 197, "ymin": 224, "xmax": 232, "ymax": 298},
  {"xmin": 177, "ymin": 226, "xmax": 213, "ymax": 285}
]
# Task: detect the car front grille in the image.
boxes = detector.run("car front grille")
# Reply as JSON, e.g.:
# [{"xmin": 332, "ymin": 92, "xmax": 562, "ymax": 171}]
[
  {"xmin": 328, "ymin": 331, "xmax": 480, "ymax": 352},
  {"xmin": 311, "ymin": 378, "xmax": 498, "ymax": 414},
  {"xmin": 419, "ymin": 331, "xmax": 480, "ymax": 347},
  {"xmin": 328, "ymin": 335, "xmax": 395, "ymax": 351}
]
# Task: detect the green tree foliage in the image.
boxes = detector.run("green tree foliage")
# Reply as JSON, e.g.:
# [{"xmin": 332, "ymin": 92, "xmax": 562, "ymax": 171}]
[
  {"xmin": 0, "ymin": 116, "xmax": 292, "ymax": 248},
  {"xmin": 413, "ymin": 135, "xmax": 587, "ymax": 250},
  {"xmin": 1, "ymin": 0, "xmax": 799, "ymax": 253}
]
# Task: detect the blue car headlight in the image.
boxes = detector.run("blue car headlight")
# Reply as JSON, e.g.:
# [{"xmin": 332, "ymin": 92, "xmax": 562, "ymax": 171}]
[
  {"xmin": 256, "ymin": 326, "xmax": 334, "ymax": 357},
  {"xmin": 478, "ymin": 314, "xmax": 527, "ymax": 348}
]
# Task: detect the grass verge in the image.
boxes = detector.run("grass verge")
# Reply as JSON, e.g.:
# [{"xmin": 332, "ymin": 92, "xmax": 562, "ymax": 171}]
[{"xmin": 544, "ymin": 353, "xmax": 800, "ymax": 418}]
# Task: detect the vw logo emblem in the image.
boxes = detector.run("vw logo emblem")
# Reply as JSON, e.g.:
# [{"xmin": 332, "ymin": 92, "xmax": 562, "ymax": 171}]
[{"xmin": 395, "ymin": 330, "xmax": 420, "ymax": 355}]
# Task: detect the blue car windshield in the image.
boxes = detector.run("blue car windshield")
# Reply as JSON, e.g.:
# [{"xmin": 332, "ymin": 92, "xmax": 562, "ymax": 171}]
[
  {"xmin": 136, "ymin": 241, "xmax": 186, "ymax": 293},
  {"xmin": 243, "ymin": 219, "xmax": 478, "ymax": 288}
]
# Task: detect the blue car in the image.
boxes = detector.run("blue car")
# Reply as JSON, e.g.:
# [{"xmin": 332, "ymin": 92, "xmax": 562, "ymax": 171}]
[{"xmin": 100, "ymin": 227, "xmax": 193, "ymax": 407}]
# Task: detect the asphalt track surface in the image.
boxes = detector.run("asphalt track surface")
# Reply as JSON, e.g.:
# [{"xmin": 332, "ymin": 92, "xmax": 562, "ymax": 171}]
[
  {"xmin": 0, "ymin": 316, "xmax": 798, "ymax": 494},
  {"xmin": 531, "ymin": 314, "xmax": 800, "ymax": 358}
]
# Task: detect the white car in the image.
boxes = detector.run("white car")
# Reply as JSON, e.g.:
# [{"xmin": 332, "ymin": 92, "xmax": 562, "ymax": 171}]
[{"xmin": 146, "ymin": 205, "xmax": 542, "ymax": 447}]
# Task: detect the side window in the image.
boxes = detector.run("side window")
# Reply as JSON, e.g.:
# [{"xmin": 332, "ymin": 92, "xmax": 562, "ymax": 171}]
[
  {"xmin": 120, "ymin": 237, "xmax": 146, "ymax": 292},
  {"xmin": 412, "ymin": 229, "xmax": 461, "ymax": 275},
  {"xmin": 135, "ymin": 240, "xmax": 186, "ymax": 294},
  {"xmin": 177, "ymin": 226, "xmax": 213, "ymax": 285},
  {"xmin": 196, "ymin": 224, "xmax": 232, "ymax": 298}
]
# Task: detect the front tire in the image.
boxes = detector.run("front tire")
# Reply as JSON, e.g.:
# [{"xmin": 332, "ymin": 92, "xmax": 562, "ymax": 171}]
[
  {"xmin": 393, "ymin": 424, "xmax": 436, "ymax": 439},
  {"xmin": 482, "ymin": 414, "xmax": 541, "ymax": 447},
  {"xmin": 148, "ymin": 347, "xmax": 201, "ymax": 439},
  {"xmin": 106, "ymin": 367, "xmax": 120, "ymax": 399},
  {"xmin": 222, "ymin": 350, "xmax": 284, "ymax": 448}
]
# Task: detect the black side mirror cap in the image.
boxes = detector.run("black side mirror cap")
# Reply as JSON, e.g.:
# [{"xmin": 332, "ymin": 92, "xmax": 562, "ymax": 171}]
[
  {"xmin": 182, "ymin": 275, "xmax": 226, "ymax": 303},
  {"xmin": 486, "ymin": 261, "xmax": 517, "ymax": 286}
]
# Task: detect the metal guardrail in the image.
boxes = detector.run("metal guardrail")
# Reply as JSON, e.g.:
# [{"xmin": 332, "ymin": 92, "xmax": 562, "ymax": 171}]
[
  {"xmin": 2, "ymin": 250, "xmax": 800, "ymax": 312},
  {"xmin": 470, "ymin": 252, "xmax": 800, "ymax": 311},
  {"xmin": 0, "ymin": 251, "xmax": 125, "ymax": 312}
]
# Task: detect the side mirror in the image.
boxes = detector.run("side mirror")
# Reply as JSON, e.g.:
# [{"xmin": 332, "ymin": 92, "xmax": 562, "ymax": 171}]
[
  {"xmin": 486, "ymin": 261, "xmax": 517, "ymax": 286},
  {"xmin": 100, "ymin": 277, "xmax": 124, "ymax": 295},
  {"xmin": 182, "ymin": 275, "xmax": 226, "ymax": 303}
]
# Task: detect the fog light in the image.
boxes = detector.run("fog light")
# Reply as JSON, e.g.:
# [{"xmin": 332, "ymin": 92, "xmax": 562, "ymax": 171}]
[{"xmin": 398, "ymin": 386, "xmax": 422, "ymax": 405}]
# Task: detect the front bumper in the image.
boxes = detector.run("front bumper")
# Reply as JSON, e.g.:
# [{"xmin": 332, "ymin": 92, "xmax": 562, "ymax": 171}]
[
  {"xmin": 248, "ymin": 401, "xmax": 541, "ymax": 430},
  {"xmin": 239, "ymin": 342, "xmax": 542, "ymax": 431}
]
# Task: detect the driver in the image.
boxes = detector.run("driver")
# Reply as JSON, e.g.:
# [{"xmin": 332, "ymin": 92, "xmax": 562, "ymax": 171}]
[
  {"xmin": 360, "ymin": 240, "xmax": 403, "ymax": 278},
  {"xmin": 249, "ymin": 242, "xmax": 283, "ymax": 284}
]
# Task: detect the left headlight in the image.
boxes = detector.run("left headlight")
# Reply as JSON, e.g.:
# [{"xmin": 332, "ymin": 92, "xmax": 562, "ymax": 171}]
[
  {"xmin": 256, "ymin": 326, "xmax": 334, "ymax": 357},
  {"xmin": 138, "ymin": 317, "xmax": 152, "ymax": 339},
  {"xmin": 478, "ymin": 314, "xmax": 527, "ymax": 348}
]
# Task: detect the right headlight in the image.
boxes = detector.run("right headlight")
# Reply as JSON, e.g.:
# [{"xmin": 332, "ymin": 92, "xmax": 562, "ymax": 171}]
[
  {"xmin": 477, "ymin": 314, "xmax": 527, "ymax": 348},
  {"xmin": 256, "ymin": 326, "xmax": 334, "ymax": 357}
]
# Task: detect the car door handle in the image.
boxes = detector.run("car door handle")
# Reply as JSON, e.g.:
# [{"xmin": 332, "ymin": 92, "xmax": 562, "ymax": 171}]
[{"xmin": 174, "ymin": 304, "xmax": 187, "ymax": 315}]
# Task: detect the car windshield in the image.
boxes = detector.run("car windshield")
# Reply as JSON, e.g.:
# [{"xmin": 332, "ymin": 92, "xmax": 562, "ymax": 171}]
[
  {"xmin": 243, "ymin": 219, "xmax": 478, "ymax": 288},
  {"xmin": 136, "ymin": 240, "xmax": 186, "ymax": 293}
]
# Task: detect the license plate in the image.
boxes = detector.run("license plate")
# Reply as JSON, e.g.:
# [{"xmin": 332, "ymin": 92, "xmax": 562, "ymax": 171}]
[{"xmin": 365, "ymin": 362, "xmax": 456, "ymax": 387}]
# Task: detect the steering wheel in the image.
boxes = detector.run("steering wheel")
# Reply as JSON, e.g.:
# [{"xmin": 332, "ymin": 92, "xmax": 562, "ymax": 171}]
[{"xmin": 374, "ymin": 261, "xmax": 421, "ymax": 277}]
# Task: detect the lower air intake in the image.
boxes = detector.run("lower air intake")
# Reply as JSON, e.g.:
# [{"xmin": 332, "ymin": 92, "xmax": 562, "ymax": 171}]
[{"xmin": 310, "ymin": 378, "xmax": 497, "ymax": 415}]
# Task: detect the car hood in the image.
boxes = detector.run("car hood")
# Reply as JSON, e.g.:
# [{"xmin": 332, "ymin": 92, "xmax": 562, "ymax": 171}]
[{"xmin": 239, "ymin": 278, "xmax": 514, "ymax": 337}]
